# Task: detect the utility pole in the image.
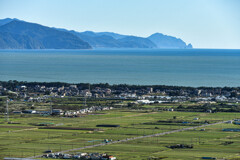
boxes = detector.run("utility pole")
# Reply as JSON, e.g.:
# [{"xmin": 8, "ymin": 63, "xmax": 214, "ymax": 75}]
[
  {"xmin": 0, "ymin": 96, "xmax": 9, "ymax": 122},
  {"xmin": 6, "ymin": 97, "xmax": 9, "ymax": 122},
  {"xmin": 50, "ymin": 98, "xmax": 53, "ymax": 115},
  {"xmin": 84, "ymin": 96, "xmax": 87, "ymax": 107},
  {"xmin": 1, "ymin": 96, "xmax": 10, "ymax": 122}
]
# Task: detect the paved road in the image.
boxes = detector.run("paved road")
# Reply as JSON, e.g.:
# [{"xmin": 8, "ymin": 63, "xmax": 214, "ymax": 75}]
[{"xmin": 28, "ymin": 120, "xmax": 229, "ymax": 158}]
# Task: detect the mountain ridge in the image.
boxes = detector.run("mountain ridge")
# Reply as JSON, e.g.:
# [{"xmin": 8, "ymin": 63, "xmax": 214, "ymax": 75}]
[
  {"xmin": 0, "ymin": 19, "xmax": 91, "ymax": 49},
  {"xmin": 0, "ymin": 18, "xmax": 193, "ymax": 49}
]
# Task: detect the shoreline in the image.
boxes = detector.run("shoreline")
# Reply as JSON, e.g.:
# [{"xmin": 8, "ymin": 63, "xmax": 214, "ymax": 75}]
[{"xmin": 1, "ymin": 80, "xmax": 239, "ymax": 89}]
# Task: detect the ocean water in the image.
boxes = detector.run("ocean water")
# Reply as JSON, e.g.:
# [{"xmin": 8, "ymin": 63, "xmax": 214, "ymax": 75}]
[{"xmin": 0, "ymin": 49, "xmax": 240, "ymax": 87}]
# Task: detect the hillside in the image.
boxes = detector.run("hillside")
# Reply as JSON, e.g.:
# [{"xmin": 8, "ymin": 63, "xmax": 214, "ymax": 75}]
[
  {"xmin": 148, "ymin": 33, "xmax": 192, "ymax": 48},
  {"xmin": 0, "ymin": 19, "xmax": 91, "ymax": 49}
]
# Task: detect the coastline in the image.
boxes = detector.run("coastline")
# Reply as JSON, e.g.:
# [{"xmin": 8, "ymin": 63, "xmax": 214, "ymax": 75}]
[{"xmin": 1, "ymin": 80, "xmax": 239, "ymax": 89}]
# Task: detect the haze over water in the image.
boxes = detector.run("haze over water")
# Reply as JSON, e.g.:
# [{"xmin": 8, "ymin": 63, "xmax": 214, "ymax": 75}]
[{"xmin": 0, "ymin": 49, "xmax": 240, "ymax": 87}]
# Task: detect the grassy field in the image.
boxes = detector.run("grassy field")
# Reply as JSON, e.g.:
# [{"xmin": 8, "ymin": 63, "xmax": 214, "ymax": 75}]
[{"xmin": 0, "ymin": 109, "xmax": 240, "ymax": 159}]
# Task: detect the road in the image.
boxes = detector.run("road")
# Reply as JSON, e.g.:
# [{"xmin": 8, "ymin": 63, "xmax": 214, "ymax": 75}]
[{"xmin": 28, "ymin": 120, "xmax": 229, "ymax": 158}]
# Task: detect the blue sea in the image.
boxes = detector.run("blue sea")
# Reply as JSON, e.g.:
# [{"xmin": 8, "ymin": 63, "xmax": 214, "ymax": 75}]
[{"xmin": 0, "ymin": 49, "xmax": 240, "ymax": 87}]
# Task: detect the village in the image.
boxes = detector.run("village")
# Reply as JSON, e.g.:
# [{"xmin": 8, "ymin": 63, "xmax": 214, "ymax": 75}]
[
  {"xmin": 0, "ymin": 81, "xmax": 240, "ymax": 103},
  {"xmin": 1, "ymin": 81, "xmax": 240, "ymax": 115},
  {"xmin": 42, "ymin": 152, "xmax": 116, "ymax": 160}
]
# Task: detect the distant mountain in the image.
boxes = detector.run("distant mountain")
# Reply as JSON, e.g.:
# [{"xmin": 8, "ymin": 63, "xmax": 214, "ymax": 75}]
[
  {"xmin": 148, "ymin": 33, "xmax": 192, "ymax": 49},
  {"xmin": 0, "ymin": 19, "xmax": 91, "ymax": 49},
  {"xmin": 0, "ymin": 18, "xmax": 193, "ymax": 49},
  {"xmin": 118, "ymin": 36, "xmax": 156, "ymax": 48},
  {"xmin": 70, "ymin": 31, "xmax": 191, "ymax": 49},
  {"xmin": 70, "ymin": 31, "xmax": 156, "ymax": 48},
  {"xmin": 70, "ymin": 31, "xmax": 122, "ymax": 48}
]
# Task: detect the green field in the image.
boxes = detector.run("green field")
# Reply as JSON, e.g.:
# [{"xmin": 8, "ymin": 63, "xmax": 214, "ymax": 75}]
[{"xmin": 1, "ymin": 110, "xmax": 240, "ymax": 160}]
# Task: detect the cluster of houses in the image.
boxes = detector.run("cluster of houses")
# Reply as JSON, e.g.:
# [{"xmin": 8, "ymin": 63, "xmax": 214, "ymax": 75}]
[
  {"xmin": 135, "ymin": 95, "xmax": 239, "ymax": 104},
  {"xmin": 13, "ymin": 106, "xmax": 114, "ymax": 116},
  {"xmin": 1, "ymin": 84, "xmax": 240, "ymax": 104},
  {"xmin": 63, "ymin": 106, "xmax": 113, "ymax": 117},
  {"xmin": 42, "ymin": 152, "xmax": 116, "ymax": 160}
]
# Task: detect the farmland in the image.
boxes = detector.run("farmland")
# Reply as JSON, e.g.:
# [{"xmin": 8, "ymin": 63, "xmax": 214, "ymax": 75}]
[{"xmin": 1, "ymin": 109, "xmax": 240, "ymax": 160}]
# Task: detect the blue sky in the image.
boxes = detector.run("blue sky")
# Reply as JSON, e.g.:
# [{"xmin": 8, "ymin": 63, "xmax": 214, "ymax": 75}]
[{"xmin": 0, "ymin": 0, "xmax": 240, "ymax": 49}]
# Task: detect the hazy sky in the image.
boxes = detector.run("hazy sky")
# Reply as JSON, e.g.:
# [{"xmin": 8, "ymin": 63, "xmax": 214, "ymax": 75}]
[{"xmin": 0, "ymin": 0, "xmax": 240, "ymax": 49}]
